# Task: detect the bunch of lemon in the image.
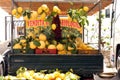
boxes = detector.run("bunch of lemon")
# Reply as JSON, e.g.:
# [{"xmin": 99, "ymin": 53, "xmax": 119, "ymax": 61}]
[
  {"xmin": 3, "ymin": 67, "xmax": 80, "ymax": 80},
  {"xmin": 37, "ymin": 4, "xmax": 49, "ymax": 20},
  {"xmin": 12, "ymin": 7, "xmax": 23, "ymax": 18}
]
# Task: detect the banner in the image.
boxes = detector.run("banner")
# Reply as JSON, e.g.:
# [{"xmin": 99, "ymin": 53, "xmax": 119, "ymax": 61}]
[{"xmin": 26, "ymin": 19, "xmax": 81, "ymax": 29}]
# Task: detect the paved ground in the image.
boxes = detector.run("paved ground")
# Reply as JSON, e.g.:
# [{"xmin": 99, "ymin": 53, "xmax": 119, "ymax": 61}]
[{"xmin": 0, "ymin": 41, "xmax": 10, "ymax": 55}]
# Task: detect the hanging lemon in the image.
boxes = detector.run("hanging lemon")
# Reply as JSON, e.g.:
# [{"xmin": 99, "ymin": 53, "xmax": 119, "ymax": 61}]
[
  {"xmin": 41, "ymin": 4, "xmax": 48, "ymax": 11},
  {"xmin": 51, "ymin": 24, "xmax": 56, "ymax": 30},
  {"xmin": 30, "ymin": 11, "xmax": 38, "ymax": 20},
  {"xmin": 17, "ymin": 7, "xmax": 23, "ymax": 13},
  {"xmin": 53, "ymin": 6, "xmax": 59, "ymax": 13},
  {"xmin": 83, "ymin": 6, "xmax": 89, "ymax": 12},
  {"xmin": 40, "ymin": 12, "xmax": 46, "ymax": 20},
  {"xmin": 37, "ymin": 7, "xmax": 42, "ymax": 14},
  {"xmin": 15, "ymin": 13, "xmax": 21, "ymax": 19},
  {"xmin": 12, "ymin": 9, "xmax": 17, "ymax": 16}
]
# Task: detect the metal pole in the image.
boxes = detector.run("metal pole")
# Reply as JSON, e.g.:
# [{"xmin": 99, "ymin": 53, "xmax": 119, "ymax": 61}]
[
  {"xmin": 5, "ymin": 16, "xmax": 7, "ymax": 40},
  {"xmin": 11, "ymin": 0, "xmax": 14, "ymax": 53},
  {"xmin": 98, "ymin": 1, "xmax": 102, "ymax": 53}
]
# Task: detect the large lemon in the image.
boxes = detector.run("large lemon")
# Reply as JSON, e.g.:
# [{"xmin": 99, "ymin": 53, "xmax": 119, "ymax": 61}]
[
  {"xmin": 39, "ymin": 33, "xmax": 47, "ymax": 41},
  {"xmin": 48, "ymin": 44, "xmax": 56, "ymax": 49},
  {"xmin": 56, "ymin": 43, "xmax": 64, "ymax": 51},
  {"xmin": 38, "ymin": 41, "xmax": 46, "ymax": 49}
]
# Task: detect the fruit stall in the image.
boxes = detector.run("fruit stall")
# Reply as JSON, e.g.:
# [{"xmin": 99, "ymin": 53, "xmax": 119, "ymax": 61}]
[{"xmin": 2, "ymin": 0, "xmax": 104, "ymax": 79}]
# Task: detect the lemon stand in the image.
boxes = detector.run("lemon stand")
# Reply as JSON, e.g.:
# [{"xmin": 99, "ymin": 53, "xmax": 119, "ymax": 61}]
[{"xmin": 6, "ymin": 0, "xmax": 103, "ymax": 79}]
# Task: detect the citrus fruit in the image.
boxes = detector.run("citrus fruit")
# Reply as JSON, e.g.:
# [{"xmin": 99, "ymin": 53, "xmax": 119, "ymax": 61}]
[
  {"xmin": 38, "ymin": 41, "xmax": 46, "ymax": 49},
  {"xmin": 56, "ymin": 43, "xmax": 64, "ymax": 51},
  {"xmin": 37, "ymin": 7, "xmax": 42, "ymax": 14},
  {"xmin": 40, "ymin": 12, "xmax": 46, "ymax": 20},
  {"xmin": 48, "ymin": 44, "xmax": 56, "ymax": 49},
  {"xmin": 12, "ymin": 9, "xmax": 17, "ymax": 15},
  {"xmin": 68, "ymin": 46, "xmax": 74, "ymax": 50},
  {"xmin": 83, "ymin": 6, "xmax": 89, "ymax": 12},
  {"xmin": 53, "ymin": 6, "xmax": 59, "ymax": 13},
  {"xmin": 51, "ymin": 24, "xmax": 56, "ymax": 30},
  {"xmin": 13, "ymin": 43, "xmax": 22, "ymax": 49},
  {"xmin": 41, "ymin": 4, "xmax": 48, "ymax": 11},
  {"xmin": 30, "ymin": 11, "xmax": 38, "ymax": 20},
  {"xmin": 17, "ymin": 7, "xmax": 23, "ymax": 13},
  {"xmin": 29, "ymin": 41, "xmax": 36, "ymax": 49},
  {"xmin": 39, "ymin": 33, "xmax": 47, "ymax": 41}
]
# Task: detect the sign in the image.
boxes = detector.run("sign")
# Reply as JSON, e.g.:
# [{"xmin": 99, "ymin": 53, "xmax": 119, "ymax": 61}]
[{"xmin": 26, "ymin": 19, "xmax": 81, "ymax": 28}]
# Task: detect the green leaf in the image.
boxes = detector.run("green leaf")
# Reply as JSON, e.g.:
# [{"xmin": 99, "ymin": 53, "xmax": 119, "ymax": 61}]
[{"xmin": 33, "ymin": 40, "xmax": 40, "ymax": 46}]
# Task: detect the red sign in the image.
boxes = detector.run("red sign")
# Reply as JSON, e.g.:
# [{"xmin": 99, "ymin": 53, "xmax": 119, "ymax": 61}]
[{"xmin": 27, "ymin": 19, "xmax": 80, "ymax": 28}]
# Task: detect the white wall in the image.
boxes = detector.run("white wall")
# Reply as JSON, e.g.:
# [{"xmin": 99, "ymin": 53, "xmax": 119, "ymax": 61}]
[{"xmin": 0, "ymin": 7, "xmax": 9, "ymax": 42}]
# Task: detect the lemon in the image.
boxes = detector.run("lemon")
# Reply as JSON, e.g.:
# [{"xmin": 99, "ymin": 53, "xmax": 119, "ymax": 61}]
[
  {"xmin": 68, "ymin": 46, "xmax": 74, "ymax": 50},
  {"xmin": 83, "ymin": 6, "xmax": 89, "ymax": 12},
  {"xmin": 58, "ymin": 50, "xmax": 66, "ymax": 55},
  {"xmin": 29, "ymin": 41, "xmax": 36, "ymax": 49},
  {"xmin": 51, "ymin": 24, "xmax": 56, "ymax": 30},
  {"xmin": 15, "ymin": 13, "xmax": 21, "ymax": 18},
  {"xmin": 38, "ymin": 41, "xmax": 46, "ymax": 49},
  {"xmin": 41, "ymin": 4, "xmax": 48, "ymax": 11},
  {"xmin": 57, "ymin": 9, "xmax": 61, "ymax": 14},
  {"xmin": 13, "ymin": 43, "xmax": 22, "ymax": 49},
  {"xmin": 53, "ymin": 6, "xmax": 59, "ymax": 13},
  {"xmin": 20, "ymin": 39, "xmax": 26, "ymax": 43},
  {"xmin": 17, "ymin": 7, "xmax": 23, "ymax": 13},
  {"xmin": 55, "ymin": 77, "xmax": 61, "ymax": 80},
  {"xmin": 27, "ymin": 32, "xmax": 36, "ymax": 39},
  {"xmin": 30, "ymin": 11, "xmax": 38, "ymax": 20},
  {"xmin": 45, "ymin": 7, "xmax": 49, "ymax": 13},
  {"xmin": 56, "ymin": 43, "xmax": 64, "ymax": 51},
  {"xmin": 23, "ymin": 16, "xmax": 29, "ymax": 20},
  {"xmin": 48, "ymin": 44, "xmax": 56, "ymax": 49},
  {"xmin": 39, "ymin": 33, "xmax": 47, "ymax": 41},
  {"xmin": 37, "ymin": 7, "xmax": 42, "ymax": 14},
  {"xmin": 40, "ymin": 12, "xmax": 46, "ymax": 20},
  {"xmin": 12, "ymin": 9, "xmax": 17, "ymax": 15}
]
